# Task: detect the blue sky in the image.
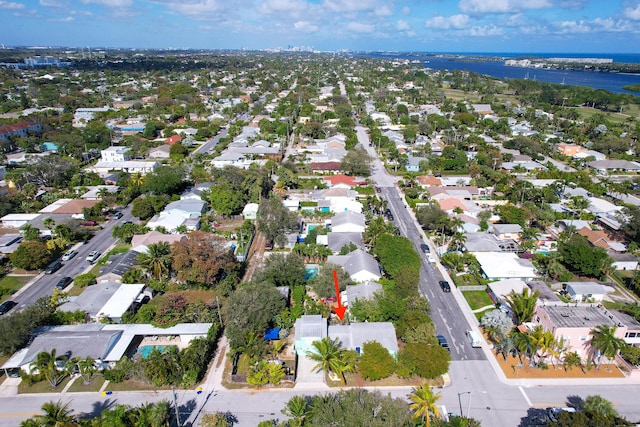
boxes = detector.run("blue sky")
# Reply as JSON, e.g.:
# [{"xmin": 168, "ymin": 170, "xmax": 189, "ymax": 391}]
[{"xmin": 1, "ymin": 0, "xmax": 640, "ymax": 52}]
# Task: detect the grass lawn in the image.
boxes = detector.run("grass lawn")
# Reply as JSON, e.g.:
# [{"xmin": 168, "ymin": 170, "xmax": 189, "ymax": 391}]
[
  {"xmin": 0, "ymin": 275, "xmax": 35, "ymax": 301},
  {"xmin": 97, "ymin": 244, "xmax": 131, "ymax": 266},
  {"xmin": 453, "ymin": 274, "xmax": 484, "ymax": 287},
  {"xmin": 18, "ymin": 376, "xmax": 72, "ymax": 394},
  {"xmin": 67, "ymin": 375, "xmax": 105, "ymax": 392},
  {"xmin": 462, "ymin": 290, "xmax": 494, "ymax": 311}
]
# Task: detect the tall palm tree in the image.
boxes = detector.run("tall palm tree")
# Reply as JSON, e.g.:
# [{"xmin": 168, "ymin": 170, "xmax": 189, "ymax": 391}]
[
  {"xmin": 75, "ymin": 356, "xmax": 96, "ymax": 384},
  {"xmin": 590, "ymin": 325, "xmax": 626, "ymax": 368},
  {"xmin": 33, "ymin": 400, "xmax": 78, "ymax": 427},
  {"xmin": 408, "ymin": 384, "xmax": 442, "ymax": 427},
  {"xmin": 281, "ymin": 395, "xmax": 309, "ymax": 427},
  {"xmin": 307, "ymin": 337, "xmax": 345, "ymax": 382},
  {"xmin": 448, "ymin": 231, "xmax": 467, "ymax": 252},
  {"xmin": 512, "ymin": 331, "xmax": 534, "ymax": 364},
  {"xmin": 35, "ymin": 349, "xmax": 67, "ymax": 388},
  {"xmin": 583, "ymin": 395, "xmax": 618, "ymax": 418},
  {"xmin": 528, "ymin": 326, "xmax": 555, "ymax": 365},
  {"xmin": 504, "ymin": 288, "xmax": 540, "ymax": 324},
  {"xmin": 137, "ymin": 242, "xmax": 172, "ymax": 280}
]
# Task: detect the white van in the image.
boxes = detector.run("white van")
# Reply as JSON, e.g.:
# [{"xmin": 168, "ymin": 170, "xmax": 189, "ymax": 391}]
[{"xmin": 466, "ymin": 330, "xmax": 483, "ymax": 348}]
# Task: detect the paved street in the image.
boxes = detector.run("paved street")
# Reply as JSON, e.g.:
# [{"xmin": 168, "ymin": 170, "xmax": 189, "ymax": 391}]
[{"xmin": 10, "ymin": 206, "xmax": 134, "ymax": 310}]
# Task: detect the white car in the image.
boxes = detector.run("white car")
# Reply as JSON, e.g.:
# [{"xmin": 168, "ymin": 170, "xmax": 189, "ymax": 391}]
[
  {"xmin": 86, "ymin": 251, "xmax": 101, "ymax": 263},
  {"xmin": 61, "ymin": 250, "xmax": 77, "ymax": 261}
]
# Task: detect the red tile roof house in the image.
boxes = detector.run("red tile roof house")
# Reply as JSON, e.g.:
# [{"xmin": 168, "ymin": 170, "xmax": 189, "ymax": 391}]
[
  {"xmin": 323, "ymin": 174, "xmax": 364, "ymax": 189},
  {"xmin": 165, "ymin": 135, "xmax": 182, "ymax": 146}
]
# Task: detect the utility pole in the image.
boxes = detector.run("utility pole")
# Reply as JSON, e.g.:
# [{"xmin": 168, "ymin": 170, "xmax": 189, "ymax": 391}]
[{"xmin": 172, "ymin": 386, "xmax": 182, "ymax": 427}]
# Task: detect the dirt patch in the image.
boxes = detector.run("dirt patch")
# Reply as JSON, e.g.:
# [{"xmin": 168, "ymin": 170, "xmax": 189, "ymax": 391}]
[{"xmin": 495, "ymin": 353, "xmax": 625, "ymax": 379}]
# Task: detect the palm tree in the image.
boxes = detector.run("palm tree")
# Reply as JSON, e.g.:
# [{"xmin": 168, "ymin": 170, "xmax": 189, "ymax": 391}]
[
  {"xmin": 528, "ymin": 325, "xmax": 555, "ymax": 366},
  {"xmin": 34, "ymin": 349, "xmax": 67, "ymax": 388},
  {"xmin": 281, "ymin": 395, "xmax": 309, "ymax": 427},
  {"xmin": 583, "ymin": 395, "xmax": 618, "ymax": 418},
  {"xmin": 512, "ymin": 331, "xmax": 533, "ymax": 364},
  {"xmin": 563, "ymin": 351, "xmax": 583, "ymax": 373},
  {"xmin": 503, "ymin": 288, "xmax": 540, "ymax": 324},
  {"xmin": 75, "ymin": 356, "xmax": 96, "ymax": 384},
  {"xmin": 590, "ymin": 325, "xmax": 626, "ymax": 368},
  {"xmin": 33, "ymin": 400, "xmax": 78, "ymax": 427},
  {"xmin": 408, "ymin": 384, "xmax": 442, "ymax": 427},
  {"xmin": 307, "ymin": 337, "xmax": 345, "ymax": 382},
  {"xmin": 137, "ymin": 242, "xmax": 172, "ymax": 280},
  {"xmin": 448, "ymin": 231, "xmax": 467, "ymax": 252}
]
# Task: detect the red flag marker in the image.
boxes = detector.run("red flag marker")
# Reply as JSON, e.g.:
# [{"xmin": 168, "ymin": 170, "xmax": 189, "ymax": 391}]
[{"xmin": 333, "ymin": 269, "xmax": 347, "ymax": 320}]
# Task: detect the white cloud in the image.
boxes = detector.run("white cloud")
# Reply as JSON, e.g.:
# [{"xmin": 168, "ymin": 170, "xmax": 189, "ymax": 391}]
[
  {"xmin": 346, "ymin": 21, "xmax": 375, "ymax": 33},
  {"xmin": 0, "ymin": 0, "xmax": 25, "ymax": 9},
  {"xmin": 464, "ymin": 25, "xmax": 504, "ymax": 36},
  {"xmin": 625, "ymin": 4, "xmax": 640, "ymax": 20},
  {"xmin": 293, "ymin": 20, "xmax": 318, "ymax": 32},
  {"xmin": 425, "ymin": 14, "xmax": 469, "ymax": 29},
  {"xmin": 39, "ymin": 0, "xmax": 64, "ymax": 7},
  {"xmin": 47, "ymin": 15, "xmax": 73, "ymax": 21},
  {"xmin": 459, "ymin": 0, "xmax": 551, "ymax": 14},
  {"xmin": 373, "ymin": 4, "xmax": 392, "ymax": 16},
  {"xmin": 396, "ymin": 20, "xmax": 411, "ymax": 31},
  {"xmin": 401, "ymin": 6, "xmax": 410, "ymax": 15},
  {"xmin": 323, "ymin": 0, "xmax": 380, "ymax": 13},
  {"xmin": 556, "ymin": 19, "xmax": 591, "ymax": 33},
  {"xmin": 150, "ymin": 0, "xmax": 235, "ymax": 21},
  {"xmin": 82, "ymin": 0, "xmax": 131, "ymax": 7},
  {"xmin": 259, "ymin": 0, "xmax": 310, "ymax": 16}
]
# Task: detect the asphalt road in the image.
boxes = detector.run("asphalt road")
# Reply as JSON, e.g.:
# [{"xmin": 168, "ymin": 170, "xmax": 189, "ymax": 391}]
[
  {"xmin": 357, "ymin": 126, "xmax": 484, "ymax": 362},
  {"xmin": 11, "ymin": 206, "xmax": 134, "ymax": 310}
]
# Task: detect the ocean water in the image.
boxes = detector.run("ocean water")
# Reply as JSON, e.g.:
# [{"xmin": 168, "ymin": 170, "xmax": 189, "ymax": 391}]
[{"xmin": 351, "ymin": 52, "xmax": 640, "ymax": 95}]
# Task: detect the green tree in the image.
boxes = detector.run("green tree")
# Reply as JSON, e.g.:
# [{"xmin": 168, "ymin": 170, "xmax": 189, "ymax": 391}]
[
  {"xmin": 257, "ymin": 196, "xmax": 297, "ymax": 247},
  {"xmin": 357, "ymin": 341, "xmax": 396, "ymax": 381},
  {"xmin": 209, "ymin": 187, "xmax": 246, "ymax": 216},
  {"xmin": 373, "ymin": 234, "xmax": 421, "ymax": 282},
  {"xmin": 11, "ymin": 240, "xmax": 52, "ymax": 271},
  {"xmin": 307, "ymin": 337, "xmax": 348, "ymax": 382},
  {"xmin": 559, "ymin": 234, "xmax": 613, "ymax": 279},
  {"xmin": 75, "ymin": 356, "xmax": 97, "ymax": 384},
  {"xmin": 340, "ymin": 146, "xmax": 373, "ymax": 176},
  {"xmin": 255, "ymin": 253, "xmax": 306, "ymax": 288},
  {"xmin": 137, "ymin": 242, "xmax": 172, "ymax": 280},
  {"xmin": 504, "ymin": 287, "xmax": 540, "ymax": 324},
  {"xmin": 282, "ymin": 395, "xmax": 309, "ymax": 427},
  {"xmin": 583, "ymin": 395, "xmax": 618, "ymax": 418},
  {"xmin": 141, "ymin": 165, "xmax": 186, "ymax": 195},
  {"xmin": 397, "ymin": 341, "xmax": 451, "ymax": 379},
  {"xmin": 408, "ymin": 384, "xmax": 442, "ymax": 427},
  {"xmin": 28, "ymin": 400, "xmax": 78, "ymax": 427},
  {"xmin": 304, "ymin": 389, "xmax": 414, "ymax": 427},
  {"xmin": 34, "ymin": 349, "xmax": 68, "ymax": 388},
  {"xmin": 590, "ymin": 325, "xmax": 625, "ymax": 368},
  {"xmin": 309, "ymin": 264, "xmax": 352, "ymax": 298},
  {"xmin": 224, "ymin": 283, "xmax": 286, "ymax": 352}
]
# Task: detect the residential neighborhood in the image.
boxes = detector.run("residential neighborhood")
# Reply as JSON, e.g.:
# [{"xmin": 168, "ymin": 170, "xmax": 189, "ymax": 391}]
[{"xmin": 0, "ymin": 48, "xmax": 639, "ymax": 426}]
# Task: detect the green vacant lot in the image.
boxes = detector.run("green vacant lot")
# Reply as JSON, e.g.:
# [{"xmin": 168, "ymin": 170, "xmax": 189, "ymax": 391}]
[{"xmin": 0, "ymin": 275, "xmax": 34, "ymax": 301}]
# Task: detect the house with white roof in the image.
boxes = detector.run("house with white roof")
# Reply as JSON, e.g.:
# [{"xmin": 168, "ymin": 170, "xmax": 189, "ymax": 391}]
[
  {"xmin": 561, "ymin": 282, "xmax": 613, "ymax": 303},
  {"xmin": 473, "ymin": 252, "xmax": 537, "ymax": 281},
  {"xmin": 329, "ymin": 322, "xmax": 399, "ymax": 356},
  {"xmin": 101, "ymin": 146, "xmax": 131, "ymax": 162},
  {"xmin": 58, "ymin": 281, "xmax": 145, "ymax": 323}
]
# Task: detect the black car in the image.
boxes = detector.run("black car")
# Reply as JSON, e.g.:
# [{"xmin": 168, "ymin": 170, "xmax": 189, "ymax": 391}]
[
  {"xmin": 0, "ymin": 300, "xmax": 17, "ymax": 315},
  {"xmin": 439, "ymin": 280, "xmax": 451, "ymax": 292},
  {"xmin": 55, "ymin": 276, "xmax": 73, "ymax": 290},
  {"xmin": 420, "ymin": 243, "xmax": 430, "ymax": 253},
  {"xmin": 44, "ymin": 259, "xmax": 62, "ymax": 274},
  {"xmin": 436, "ymin": 335, "xmax": 450, "ymax": 352}
]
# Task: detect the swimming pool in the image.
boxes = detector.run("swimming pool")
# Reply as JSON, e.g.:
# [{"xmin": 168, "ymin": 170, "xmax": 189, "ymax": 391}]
[
  {"xmin": 136, "ymin": 345, "xmax": 176, "ymax": 359},
  {"xmin": 305, "ymin": 265, "xmax": 319, "ymax": 280}
]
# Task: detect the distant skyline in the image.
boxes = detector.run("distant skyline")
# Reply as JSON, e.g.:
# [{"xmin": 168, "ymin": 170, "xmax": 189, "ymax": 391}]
[{"xmin": 1, "ymin": 0, "xmax": 640, "ymax": 53}]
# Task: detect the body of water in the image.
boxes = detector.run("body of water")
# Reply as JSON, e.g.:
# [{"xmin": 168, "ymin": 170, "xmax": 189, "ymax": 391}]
[{"xmin": 352, "ymin": 52, "xmax": 640, "ymax": 95}]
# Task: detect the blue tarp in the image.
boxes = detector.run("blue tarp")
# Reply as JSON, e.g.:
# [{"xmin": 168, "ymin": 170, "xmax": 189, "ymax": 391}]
[{"xmin": 264, "ymin": 328, "xmax": 281, "ymax": 340}]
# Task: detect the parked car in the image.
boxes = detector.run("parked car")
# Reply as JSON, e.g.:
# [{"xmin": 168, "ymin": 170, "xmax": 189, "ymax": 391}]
[
  {"xmin": 44, "ymin": 259, "xmax": 62, "ymax": 274},
  {"xmin": 437, "ymin": 335, "xmax": 450, "ymax": 352},
  {"xmin": 264, "ymin": 240, "xmax": 274, "ymax": 251},
  {"xmin": 81, "ymin": 220, "xmax": 98, "ymax": 227},
  {"xmin": 439, "ymin": 280, "xmax": 451, "ymax": 292},
  {"xmin": 86, "ymin": 251, "xmax": 101, "ymax": 263},
  {"xmin": 547, "ymin": 407, "xmax": 576, "ymax": 422},
  {"xmin": 0, "ymin": 300, "xmax": 17, "ymax": 315},
  {"xmin": 55, "ymin": 276, "xmax": 73, "ymax": 290},
  {"xmin": 112, "ymin": 211, "xmax": 123, "ymax": 220},
  {"xmin": 61, "ymin": 250, "xmax": 77, "ymax": 261},
  {"xmin": 420, "ymin": 243, "xmax": 430, "ymax": 253}
]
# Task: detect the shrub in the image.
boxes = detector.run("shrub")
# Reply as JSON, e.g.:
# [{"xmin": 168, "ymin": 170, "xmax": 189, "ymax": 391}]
[
  {"xmin": 357, "ymin": 341, "xmax": 396, "ymax": 381},
  {"xmin": 397, "ymin": 341, "xmax": 450, "ymax": 379}
]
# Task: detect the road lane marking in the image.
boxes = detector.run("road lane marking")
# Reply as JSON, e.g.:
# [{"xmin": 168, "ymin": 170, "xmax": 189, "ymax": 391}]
[{"xmin": 519, "ymin": 386, "xmax": 533, "ymax": 406}]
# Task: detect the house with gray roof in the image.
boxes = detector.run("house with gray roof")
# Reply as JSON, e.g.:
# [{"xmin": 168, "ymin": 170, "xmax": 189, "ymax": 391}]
[
  {"xmin": 463, "ymin": 232, "xmax": 520, "ymax": 253},
  {"xmin": 342, "ymin": 281, "xmax": 382, "ymax": 308},
  {"xmin": 59, "ymin": 281, "xmax": 145, "ymax": 323},
  {"xmin": 330, "ymin": 210, "xmax": 366, "ymax": 233},
  {"xmin": 329, "ymin": 322, "xmax": 399, "ymax": 356},
  {"xmin": 325, "ymin": 232, "xmax": 364, "ymax": 254},
  {"xmin": 327, "ymin": 249, "xmax": 381, "ymax": 283},
  {"xmin": 562, "ymin": 282, "xmax": 613, "ymax": 303},
  {"xmin": 588, "ymin": 160, "xmax": 640, "ymax": 174}
]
